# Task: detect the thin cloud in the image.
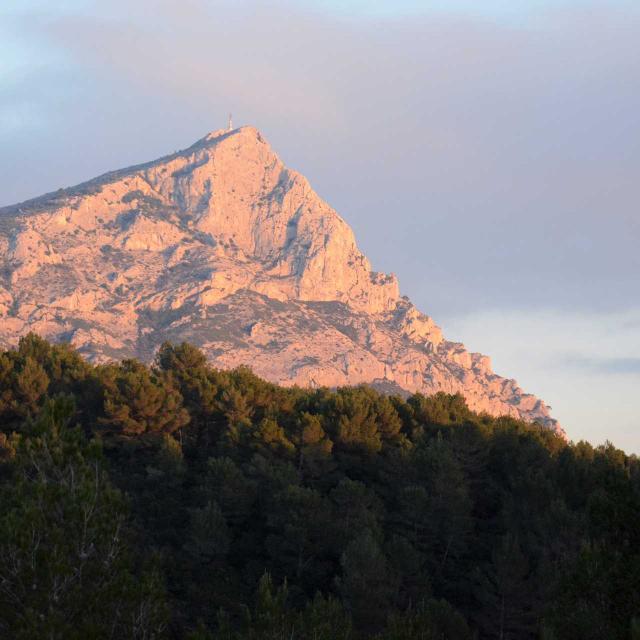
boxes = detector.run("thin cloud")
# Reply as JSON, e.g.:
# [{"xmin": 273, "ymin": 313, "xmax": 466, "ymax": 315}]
[{"xmin": 560, "ymin": 355, "xmax": 640, "ymax": 376}]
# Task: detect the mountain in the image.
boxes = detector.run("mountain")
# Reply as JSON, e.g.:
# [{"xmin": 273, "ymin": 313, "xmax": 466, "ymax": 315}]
[{"xmin": 0, "ymin": 125, "xmax": 562, "ymax": 434}]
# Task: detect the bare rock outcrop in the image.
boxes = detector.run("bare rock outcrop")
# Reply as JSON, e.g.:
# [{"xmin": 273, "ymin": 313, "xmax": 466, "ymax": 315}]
[{"xmin": 0, "ymin": 126, "xmax": 563, "ymax": 435}]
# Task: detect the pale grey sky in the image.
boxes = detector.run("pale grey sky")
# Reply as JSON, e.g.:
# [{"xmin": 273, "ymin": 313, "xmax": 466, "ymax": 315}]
[{"xmin": 1, "ymin": 0, "xmax": 638, "ymax": 451}]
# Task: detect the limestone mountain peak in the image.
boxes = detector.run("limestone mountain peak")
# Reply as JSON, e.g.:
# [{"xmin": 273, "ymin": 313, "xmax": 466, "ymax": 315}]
[{"xmin": 0, "ymin": 127, "xmax": 563, "ymax": 436}]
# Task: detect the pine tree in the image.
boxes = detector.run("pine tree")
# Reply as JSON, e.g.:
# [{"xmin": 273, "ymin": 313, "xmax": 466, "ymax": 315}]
[
  {"xmin": 97, "ymin": 359, "xmax": 190, "ymax": 439},
  {"xmin": 338, "ymin": 529, "xmax": 398, "ymax": 633},
  {"xmin": 0, "ymin": 396, "xmax": 167, "ymax": 639}
]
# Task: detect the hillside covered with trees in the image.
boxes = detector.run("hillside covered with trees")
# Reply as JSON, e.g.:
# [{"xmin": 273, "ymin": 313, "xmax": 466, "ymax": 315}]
[{"xmin": 0, "ymin": 335, "xmax": 638, "ymax": 639}]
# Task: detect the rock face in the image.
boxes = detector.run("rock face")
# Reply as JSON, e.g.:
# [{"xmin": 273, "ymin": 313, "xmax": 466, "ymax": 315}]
[{"xmin": 0, "ymin": 126, "xmax": 562, "ymax": 434}]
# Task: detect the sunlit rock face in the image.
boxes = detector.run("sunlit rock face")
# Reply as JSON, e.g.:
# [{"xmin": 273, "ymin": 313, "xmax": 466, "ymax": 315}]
[{"xmin": 0, "ymin": 126, "xmax": 562, "ymax": 434}]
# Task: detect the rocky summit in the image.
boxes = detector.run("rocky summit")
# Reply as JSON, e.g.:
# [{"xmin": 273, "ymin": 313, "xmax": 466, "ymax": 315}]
[{"xmin": 0, "ymin": 126, "xmax": 562, "ymax": 434}]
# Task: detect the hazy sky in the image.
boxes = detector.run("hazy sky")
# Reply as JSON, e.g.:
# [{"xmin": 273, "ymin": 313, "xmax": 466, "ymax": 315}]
[{"xmin": 1, "ymin": 0, "xmax": 639, "ymax": 452}]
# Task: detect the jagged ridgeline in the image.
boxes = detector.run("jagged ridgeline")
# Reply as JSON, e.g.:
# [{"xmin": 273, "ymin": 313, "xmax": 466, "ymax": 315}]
[
  {"xmin": 0, "ymin": 125, "xmax": 562, "ymax": 435},
  {"xmin": 0, "ymin": 336, "xmax": 638, "ymax": 639}
]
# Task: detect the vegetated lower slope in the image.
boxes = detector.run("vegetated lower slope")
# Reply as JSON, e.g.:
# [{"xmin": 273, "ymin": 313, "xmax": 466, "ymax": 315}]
[
  {"xmin": 0, "ymin": 335, "xmax": 638, "ymax": 640},
  {"xmin": 0, "ymin": 125, "xmax": 561, "ymax": 433}
]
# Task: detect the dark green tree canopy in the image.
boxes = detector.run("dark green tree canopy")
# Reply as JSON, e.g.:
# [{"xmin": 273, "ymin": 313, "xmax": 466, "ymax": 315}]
[{"xmin": 0, "ymin": 337, "xmax": 637, "ymax": 640}]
